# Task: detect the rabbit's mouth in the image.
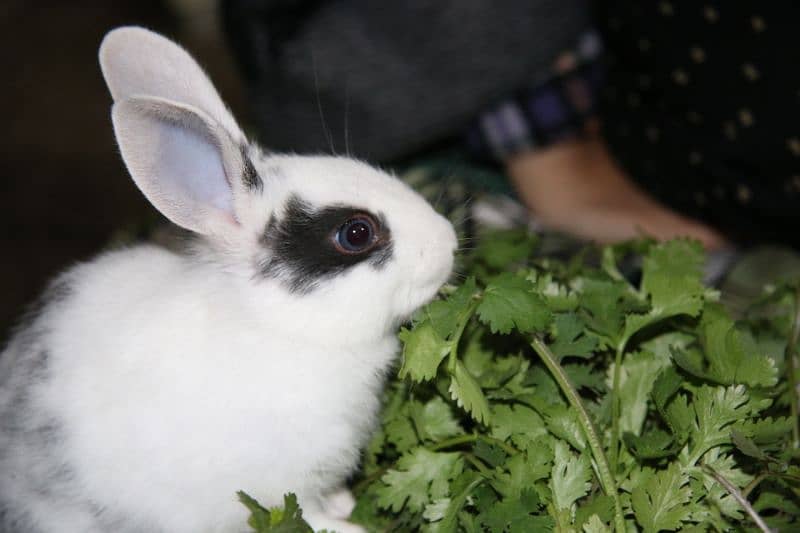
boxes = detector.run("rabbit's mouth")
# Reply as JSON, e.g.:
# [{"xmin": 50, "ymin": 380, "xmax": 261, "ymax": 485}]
[{"xmin": 396, "ymin": 252, "xmax": 455, "ymax": 318}]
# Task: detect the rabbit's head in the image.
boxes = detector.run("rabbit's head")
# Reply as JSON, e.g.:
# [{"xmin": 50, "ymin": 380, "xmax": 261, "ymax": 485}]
[{"xmin": 100, "ymin": 27, "xmax": 457, "ymax": 343}]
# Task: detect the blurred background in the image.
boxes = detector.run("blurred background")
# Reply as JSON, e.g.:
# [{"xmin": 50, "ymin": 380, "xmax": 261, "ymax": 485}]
[
  {"xmin": 2, "ymin": 1, "xmax": 798, "ymax": 340},
  {"xmin": 0, "ymin": 1, "xmax": 242, "ymax": 340}
]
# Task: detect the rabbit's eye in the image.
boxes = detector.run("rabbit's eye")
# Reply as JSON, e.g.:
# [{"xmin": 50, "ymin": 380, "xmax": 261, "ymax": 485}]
[
  {"xmin": 335, "ymin": 216, "xmax": 377, "ymax": 253},
  {"xmin": 260, "ymin": 197, "xmax": 392, "ymax": 291}
]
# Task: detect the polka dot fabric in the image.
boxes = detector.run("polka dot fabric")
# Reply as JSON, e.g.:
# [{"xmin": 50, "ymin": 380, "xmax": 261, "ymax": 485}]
[{"xmin": 598, "ymin": 2, "xmax": 800, "ymax": 246}]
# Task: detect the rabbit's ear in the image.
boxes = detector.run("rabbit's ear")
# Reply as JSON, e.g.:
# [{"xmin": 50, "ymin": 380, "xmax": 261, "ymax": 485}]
[
  {"xmin": 110, "ymin": 96, "xmax": 256, "ymax": 236},
  {"xmin": 99, "ymin": 26, "xmax": 242, "ymax": 144},
  {"xmin": 100, "ymin": 26, "xmax": 260, "ymax": 237}
]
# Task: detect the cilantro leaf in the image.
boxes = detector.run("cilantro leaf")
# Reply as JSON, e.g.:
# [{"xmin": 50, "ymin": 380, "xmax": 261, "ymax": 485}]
[
  {"xmin": 549, "ymin": 440, "xmax": 592, "ymax": 512},
  {"xmin": 753, "ymin": 491, "xmax": 800, "ymax": 523},
  {"xmin": 563, "ymin": 363, "xmax": 606, "ymax": 394},
  {"xmin": 490, "ymin": 403, "xmax": 547, "ymax": 444},
  {"xmin": 491, "ymin": 443, "xmax": 554, "ymax": 499},
  {"xmin": 624, "ymin": 429, "xmax": 680, "ymax": 460},
  {"xmin": 730, "ymin": 429, "xmax": 770, "ymax": 461},
  {"xmin": 664, "ymin": 393, "xmax": 694, "ymax": 446},
  {"xmin": 473, "ymin": 354, "xmax": 525, "ymax": 390},
  {"xmin": 690, "ymin": 385, "xmax": 753, "ymax": 463},
  {"xmin": 479, "ymin": 489, "xmax": 552, "ymax": 533},
  {"xmin": 651, "ymin": 366, "xmax": 683, "ymax": 409},
  {"xmin": 614, "ymin": 350, "xmax": 671, "ymax": 435},
  {"xmin": 473, "ymin": 229, "xmax": 536, "ymax": 270},
  {"xmin": 238, "ymin": 491, "xmax": 273, "ymax": 531},
  {"xmin": 549, "ymin": 313, "xmax": 598, "ymax": 359},
  {"xmin": 623, "ymin": 240, "xmax": 707, "ymax": 342},
  {"xmin": 695, "ymin": 305, "xmax": 779, "ymax": 388},
  {"xmin": 426, "ymin": 277, "xmax": 478, "ymax": 340},
  {"xmin": 577, "ymin": 277, "xmax": 632, "ymax": 345},
  {"xmin": 642, "ymin": 240, "xmax": 705, "ymax": 310},
  {"xmin": 651, "ymin": 366, "xmax": 692, "ymax": 443},
  {"xmin": 377, "ymin": 448, "xmax": 463, "ymax": 513},
  {"xmin": 411, "ymin": 397, "xmax": 464, "ymax": 442},
  {"xmin": 384, "ymin": 411, "xmax": 420, "ymax": 453},
  {"xmin": 237, "ymin": 492, "xmax": 313, "ymax": 533},
  {"xmin": 529, "ymin": 272, "xmax": 579, "ymax": 312},
  {"xmin": 449, "ymin": 360, "xmax": 491, "ymax": 424},
  {"xmin": 422, "ymin": 498, "xmax": 452, "ymax": 524},
  {"xmin": 527, "ymin": 398, "xmax": 587, "ymax": 452},
  {"xmin": 476, "ymin": 273, "xmax": 551, "ymax": 334},
  {"xmin": 734, "ymin": 416, "xmax": 793, "ymax": 447},
  {"xmin": 574, "ymin": 495, "xmax": 615, "ymax": 530},
  {"xmin": 399, "ymin": 321, "xmax": 451, "ymax": 382},
  {"xmin": 423, "ymin": 472, "xmax": 484, "ymax": 533},
  {"xmin": 630, "ymin": 463, "xmax": 693, "ymax": 533},
  {"xmin": 473, "ymin": 439, "xmax": 508, "ymax": 468}
]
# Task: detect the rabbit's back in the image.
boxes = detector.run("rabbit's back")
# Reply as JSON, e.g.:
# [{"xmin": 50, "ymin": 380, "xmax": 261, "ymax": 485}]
[
  {"xmin": 0, "ymin": 245, "xmax": 192, "ymax": 532},
  {"xmin": 0, "ymin": 315, "xmax": 71, "ymax": 533}
]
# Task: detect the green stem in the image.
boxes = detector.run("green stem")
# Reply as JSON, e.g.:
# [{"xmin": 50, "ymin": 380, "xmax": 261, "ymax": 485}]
[
  {"xmin": 610, "ymin": 340, "xmax": 627, "ymax": 471},
  {"xmin": 741, "ymin": 472, "xmax": 769, "ymax": 500},
  {"xmin": 478, "ymin": 434, "xmax": 519, "ymax": 456},
  {"xmin": 461, "ymin": 452, "xmax": 495, "ymax": 479},
  {"xmin": 601, "ymin": 246, "xmax": 627, "ymax": 283},
  {"xmin": 786, "ymin": 285, "xmax": 800, "ymax": 449},
  {"xmin": 687, "ymin": 440, "xmax": 725, "ymax": 468},
  {"xmin": 703, "ymin": 465, "xmax": 772, "ymax": 533},
  {"xmin": 531, "ymin": 336, "xmax": 626, "ymax": 533},
  {"xmin": 547, "ymin": 502, "xmax": 569, "ymax": 532},
  {"xmin": 447, "ymin": 298, "xmax": 480, "ymax": 373},
  {"xmin": 431, "ymin": 432, "xmax": 519, "ymax": 456}
]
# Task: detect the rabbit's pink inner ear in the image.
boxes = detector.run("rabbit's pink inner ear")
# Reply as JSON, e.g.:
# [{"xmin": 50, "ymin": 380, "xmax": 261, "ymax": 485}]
[{"xmin": 112, "ymin": 97, "xmax": 241, "ymax": 236}]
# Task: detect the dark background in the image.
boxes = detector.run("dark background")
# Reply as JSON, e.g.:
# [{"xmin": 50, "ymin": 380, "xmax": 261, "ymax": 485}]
[{"xmin": 1, "ymin": 1, "xmax": 244, "ymax": 340}]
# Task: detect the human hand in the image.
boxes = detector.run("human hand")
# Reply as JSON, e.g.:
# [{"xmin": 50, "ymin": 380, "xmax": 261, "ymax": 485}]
[{"xmin": 506, "ymin": 137, "xmax": 728, "ymax": 250}]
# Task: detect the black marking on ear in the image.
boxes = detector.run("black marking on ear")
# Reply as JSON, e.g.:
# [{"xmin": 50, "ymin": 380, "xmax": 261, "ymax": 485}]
[
  {"xmin": 259, "ymin": 195, "xmax": 393, "ymax": 293},
  {"xmin": 240, "ymin": 145, "xmax": 262, "ymax": 192}
]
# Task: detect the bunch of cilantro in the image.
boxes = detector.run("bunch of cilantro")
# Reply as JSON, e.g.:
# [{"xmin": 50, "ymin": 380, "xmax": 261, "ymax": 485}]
[{"xmin": 244, "ymin": 232, "xmax": 800, "ymax": 532}]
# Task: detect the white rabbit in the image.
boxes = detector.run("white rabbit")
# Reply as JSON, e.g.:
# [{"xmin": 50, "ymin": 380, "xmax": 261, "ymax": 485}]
[{"xmin": 0, "ymin": 27, "xmax": 456, "ymax": 533}]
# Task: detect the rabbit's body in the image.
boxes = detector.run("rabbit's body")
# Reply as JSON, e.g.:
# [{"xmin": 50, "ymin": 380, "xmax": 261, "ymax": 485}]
[
  {"xmin": 0, "ymin": 28, "xmax": 456, "ymax": 533},
  {"xmin": 2, "ymin": 244, "xmax": 393, "ymax": 532}
]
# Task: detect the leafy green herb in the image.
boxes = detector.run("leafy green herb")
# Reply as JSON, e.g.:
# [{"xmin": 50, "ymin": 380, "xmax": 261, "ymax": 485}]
[
  {"xmin": 476, "ymin": 273, "xmax": 551, "ymax": 335},
  {"xmin": 376, "ymin": 448, "xmax": 464, "ymax": 514},
  {"xmin": 254, "ymin": 232, "xmax": 799, "ymax": 532},
  {"xmin": 449, "ymin": 360, "xmax": 492, "ymax": 425},
  {"xmin": 630, "ymin": 463, "xmax": 692, "ymax": 533},
  {"xmin": 238, "ymin": 492, "xmax": 313, "ymax": 533},
  {"xmin": 398, "ymin": 321, "xmax": 450, "ymax": 382}
]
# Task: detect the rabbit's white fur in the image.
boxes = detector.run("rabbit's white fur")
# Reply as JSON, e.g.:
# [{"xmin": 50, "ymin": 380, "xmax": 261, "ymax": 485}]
[{"xmin": 0, "ymin": 27, "xmax": 456, "ymax": 533}]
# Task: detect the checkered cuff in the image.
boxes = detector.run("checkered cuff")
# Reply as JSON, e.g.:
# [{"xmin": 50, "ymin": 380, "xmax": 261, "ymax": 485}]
[{"xmin": 467, "ymin": 31, "xmax": 604, "ymax": 161}]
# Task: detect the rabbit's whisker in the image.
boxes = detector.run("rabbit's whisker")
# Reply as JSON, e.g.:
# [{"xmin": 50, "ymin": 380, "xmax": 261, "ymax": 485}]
[{"xmin": 311, "ymin": 52, "xmax": 336, "ymax": 155}]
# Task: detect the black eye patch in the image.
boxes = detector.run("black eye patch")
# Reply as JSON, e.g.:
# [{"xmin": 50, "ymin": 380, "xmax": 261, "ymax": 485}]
[{"xmin": 258, "ymin": 195, "xmax": 393, "ymax": 293}]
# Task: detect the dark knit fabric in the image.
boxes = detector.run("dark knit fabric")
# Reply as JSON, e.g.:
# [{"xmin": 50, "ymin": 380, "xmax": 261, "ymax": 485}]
[
  {"xmin": 222, "ymin": 0, "xmax": 589, "ymax": 162},
  {"xmin": 597, "ymin": 1, "xmax": 800, "ymax": 247}
]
